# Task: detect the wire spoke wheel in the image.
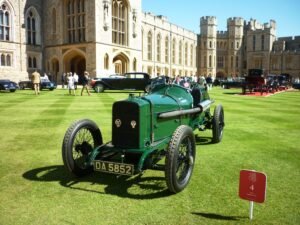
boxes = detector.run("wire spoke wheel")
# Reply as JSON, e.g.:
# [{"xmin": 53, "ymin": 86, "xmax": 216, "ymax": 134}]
[
  {"xmin": 72, "ymin": 128, "xmax": 95, "ymax": 169},
  {"xmin": 165, "ymin": 125, "xmax": 195, "ymax": 193},
  {"xmin": 62, "ymin": 119, "xmax": 103, "ymax": 176}
]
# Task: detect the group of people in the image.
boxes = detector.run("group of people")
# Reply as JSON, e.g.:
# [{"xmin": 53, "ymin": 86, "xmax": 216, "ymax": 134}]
[
  {"xmin": 171, "ymin": 75, "xmax": 213, "ymax": 90},
  {"xmin": 62, "ymin": 71, "xmax": 91, "ymax": 96},
  {"xmin": 31, "ymin": 70, "xmax": 91, "ymax": 96}
]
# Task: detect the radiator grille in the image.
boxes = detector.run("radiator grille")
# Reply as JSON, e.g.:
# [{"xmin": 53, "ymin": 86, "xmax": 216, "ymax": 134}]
[{"xmin": 112, "ymin": 101, "xmax": 140, "ymax": 148}]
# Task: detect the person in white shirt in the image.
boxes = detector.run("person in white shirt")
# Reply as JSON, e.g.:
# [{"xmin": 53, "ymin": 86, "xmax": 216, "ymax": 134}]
[
  {"xmin": 67, "ymin": 72, "xmax": 76, "ymax": 96},
  {"xmin": 73, "ymin": 72, "xmax": 79, "ymax": 90}
]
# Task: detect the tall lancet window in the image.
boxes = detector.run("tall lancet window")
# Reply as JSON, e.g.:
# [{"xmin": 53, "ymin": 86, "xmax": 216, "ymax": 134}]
[{"xmin": 112, "ymin": 0, "xmax": 128, "ymax": 46}]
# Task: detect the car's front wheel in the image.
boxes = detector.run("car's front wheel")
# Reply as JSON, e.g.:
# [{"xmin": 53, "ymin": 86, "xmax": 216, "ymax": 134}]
[
  {"xmin": 62, "ymin": 119, "xmax": 103, "ymax": 176},
  {"xmin": 165, "ymin": 125, "xmax": 196, "ymax": 193},
  {"xmin": 94, "ymin": 84, "xmax": 104, "ymax": 93}
]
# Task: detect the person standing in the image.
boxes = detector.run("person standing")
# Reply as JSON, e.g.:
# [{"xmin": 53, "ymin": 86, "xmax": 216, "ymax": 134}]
[
  {"xmin": 67, "ymin": 73, "xmax": 76, "ymax": 96},
  {"xmin": 73, "ymin": 72, "xmax": 79, "ymax": 90},
  {"xmin": 81, "ymin": 71, "xmax": 91, "ymax": 96},
  {"xmin": 31, "ymin": 70, "xmax": 41, "ymax": 95},
  {"xmin": 61, "ymin": 73, "xmax": 66, "ymax": 89}
]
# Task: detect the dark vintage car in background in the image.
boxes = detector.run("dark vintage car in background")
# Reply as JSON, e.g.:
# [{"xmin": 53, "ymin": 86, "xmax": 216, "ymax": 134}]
[
  {"xmin": 220, "ymin": 77, "xmax": 245, "ymax": 89},
  {"xmin": 19, "ymin": 78, "xmax": 57, "ymax": 91},
  {"xmin": 0, "ymin": 79, "xmax": 18, "ymax": 92},
  {"xmin": 292, "ymin": 82, "xmax": 300, "ymax": 90},
  {"xmin": 91, "ymin": 72, "xmax": 152, "ymax": 93}
]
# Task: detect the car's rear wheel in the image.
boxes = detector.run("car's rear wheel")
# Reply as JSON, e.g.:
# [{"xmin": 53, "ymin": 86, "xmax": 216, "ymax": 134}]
[
  {"xmin": 165, "ymin": 125, "xmax": 196, "ymax": 193},
  {"xmin": 212, "ymin": 105, "xmax": 225, "ymax": 143},
  {"xmin": 62, "ymin": 119, "xmax": 103, "ymax": 176},
  {"xmin": 94, "ymin": 84, "xmax": 104, "ymax": 93}
]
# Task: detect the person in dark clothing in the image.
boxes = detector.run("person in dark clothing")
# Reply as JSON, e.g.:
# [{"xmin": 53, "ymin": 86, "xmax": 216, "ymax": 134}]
[{"xmin": 81, "ymin": 71, "xmax": 91, "ymax": 96}]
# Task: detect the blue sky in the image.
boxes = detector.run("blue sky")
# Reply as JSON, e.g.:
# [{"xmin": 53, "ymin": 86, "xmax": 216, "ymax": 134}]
[{"xmin": 142, "ymin": 0, "xmax": 300, "ymax": 38}]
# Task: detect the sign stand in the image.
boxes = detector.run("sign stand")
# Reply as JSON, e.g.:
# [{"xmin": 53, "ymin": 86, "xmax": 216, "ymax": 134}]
[
  {"xmin": 239, "ymin": 170, "xmax": 267, "ymax": 221},
  {"xmin": 249, "ymin": 201, "xmax": 254, "ymax": 220}
]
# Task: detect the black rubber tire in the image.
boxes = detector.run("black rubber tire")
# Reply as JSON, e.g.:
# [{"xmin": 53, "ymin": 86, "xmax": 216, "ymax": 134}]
[
  {"xmin": 62, "ymin": 119, "xmax": 103, "ymax": 176},
  {"xmin": 94, "ymin": 84, "xmax": 104, "ymax": 93},
  {"xmin": 165, "ymin": 125, "xmax": 196, "ymax": 193},
  {"xmin": 212, "ymin": 105, "xmax": 225, "ymax": 143}
]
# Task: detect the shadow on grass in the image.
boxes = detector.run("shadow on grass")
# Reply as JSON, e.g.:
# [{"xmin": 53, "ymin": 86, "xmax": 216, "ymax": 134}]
[
  {"xmin": 222, "ymin": 92, "xmax": 241, "ymax": 95},
  {"xmin": 191, "ymin": 212, "xmax": 246, "ymax": 221},
  {"xmin": 22, "ymin": 165, "xmax": 171, "ymax": 199},
  {"xmin": 195, "ymin": 135, "xmax": 213, "ymax": 145}
]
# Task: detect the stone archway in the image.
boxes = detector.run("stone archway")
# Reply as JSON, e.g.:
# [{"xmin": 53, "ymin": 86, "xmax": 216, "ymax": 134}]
[
  {"xmin": 113, "ymin": 53, "xmax": 129, "ymax": 74},
  {"xmin": 63, "ymin": 50, "xmax": 86, "ymax": 77}
]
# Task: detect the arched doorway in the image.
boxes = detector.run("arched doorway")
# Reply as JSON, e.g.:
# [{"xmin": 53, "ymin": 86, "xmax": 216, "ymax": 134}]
[
  {"xmin": 63, "ymin": 50, "xmax": 86, "ymax": 77},
  {"xmin": 113, "ymin": 53, "xmax": 129, "ymax": 74}
]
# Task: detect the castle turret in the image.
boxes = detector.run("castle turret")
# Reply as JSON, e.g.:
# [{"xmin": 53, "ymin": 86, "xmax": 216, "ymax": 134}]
[
  {"xmin": 227, "ymin": 17, "xmax": 244, "ymax": 76},
  {"xmin": 198, "ymin": 16, "xmax": 217, "ymax": 78}
]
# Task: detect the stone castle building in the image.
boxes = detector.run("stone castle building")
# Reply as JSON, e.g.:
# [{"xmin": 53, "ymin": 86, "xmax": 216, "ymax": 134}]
[
  {"xmin": 0, "ymin": 0, "xmax": 299, "ymax": 83},
  {"xmin": 198, "ymin": 16, "xmax": 300, "ymax": 78}
]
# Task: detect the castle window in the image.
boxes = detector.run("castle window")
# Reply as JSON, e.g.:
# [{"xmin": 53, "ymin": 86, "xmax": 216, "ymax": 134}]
[
  {"xmin": 165, "ymin": 36, "xmax": 169, "ymax": 63},
  {"xmin": 190, "ymin": 44, "xmax": 193, "ymax": 67},
  {"xmin": 172, "ymin": 38, "xmax": 176, "ymax": 64},
  {"xmin": 253, "ymin": 36, "xmax": 256, "ymax": 51},
  {"xmin": 33, "ymin": 57, "xmax": 37, "ymax": 68},
  {"xmin": 28, "ymin": 56, "xmax": 37, "ymax": 68},
  {"xmin": 66, "ymin": 0, "xmax": 86, "ymax": 43},
  {"xmin": 104, "ymin": 54, "xmax": 109, "ymax": 69},
  {"xmin": 217, "ymin": 56, "xmax": 224, "ymax": 68},
  {"xmin": 209, "ymin": 55, "xmax": 212, "ymax": 68},
  {"xmin": 112, "ymin": 0, "xmax": 128, "ymax": 46},
  {"xmin": 157, "ymin": 34, "xmax": 161, "ymax": 62},
  {"xmin": 1, "ymin": 54, "xmax": 5, "ymax": 65},
  {"xmin": 147, "ymin": 31, "xmax": 152, "ymax": 60},
  {"xmin": 133, "ymin": 58, "xmax": 137, "ymax": 71},
  {"xmin": 0, "ymin": 4, "xmax": 11, "ymax": 41},
  {"xmin": 0, "ymin": 52, "xmax": 12, "ymax": 66},
  {"xmin": 27, "ymin": 11, "xmax": 36, "ymax": 45},
  {"xmin": 28, "ymin": 57, "xmax": 32, "ymax": 68},
  {"xmin": 184, "ymin": 42, "xmax": 188, "ymax": 65},
  {"xmin": 261, "ymin": 35, "xmax": 265, "ymax": 51},
  {"xmin": 52, "ymin": 8, "xmax": 57, "ymax": 34},
  {"xmin": 6, "ymin": 54, "xmax": 11, "ymax": 66},
  {"xmin": 179, "ymin": 41, "xmax": 182, "ymax": 65}
]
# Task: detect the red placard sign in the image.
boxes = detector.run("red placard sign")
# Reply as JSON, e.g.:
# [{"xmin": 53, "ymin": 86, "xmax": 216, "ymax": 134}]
[{"xmin": 239, "ymin": 170, "xmax": 267, "ymax": 203}]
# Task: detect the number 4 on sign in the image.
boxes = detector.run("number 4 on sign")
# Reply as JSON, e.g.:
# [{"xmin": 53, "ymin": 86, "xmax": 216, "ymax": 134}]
[{"xmin": 239, "ymin": 170, "xmax": 267, "ymax": 220}]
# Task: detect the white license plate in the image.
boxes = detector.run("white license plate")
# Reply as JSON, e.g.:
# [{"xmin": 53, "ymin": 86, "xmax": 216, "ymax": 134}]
[{"xmin": 93, "ymin": 160, "xmax": 134, "ymax": 176}]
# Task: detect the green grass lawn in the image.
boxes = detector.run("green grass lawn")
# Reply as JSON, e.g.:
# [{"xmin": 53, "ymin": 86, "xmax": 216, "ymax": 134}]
[{"xmin": 0, "ymin": 87, "xmax": 299, "ymax": 225}]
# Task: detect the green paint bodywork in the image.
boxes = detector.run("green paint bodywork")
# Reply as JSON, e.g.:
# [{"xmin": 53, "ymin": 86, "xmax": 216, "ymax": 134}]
[{"xmin": 87, "ymin": 82, "xmax": 213, "ymax": 173}]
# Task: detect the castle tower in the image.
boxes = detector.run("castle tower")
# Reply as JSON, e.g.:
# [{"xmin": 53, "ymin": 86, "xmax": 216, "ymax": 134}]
[
  {"xmin": 245, "ymin": 19, "xmax": 277, "ymax": 73},
  {"xmin": 227, "ymin": 17, "xmax": 244, "ymax": 76},
  {"xmin": 198, "ymin": 16, "xmax": 217, "ymax": 78}
]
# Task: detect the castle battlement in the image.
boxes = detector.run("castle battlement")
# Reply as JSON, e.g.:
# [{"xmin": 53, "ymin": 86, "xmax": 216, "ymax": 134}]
[
  {"xmin": 227, "ymin": 17, "xmax": 244, "ymax": 26},
  {"xmin": 248, "ymin": 19, "xmax": 276, "ymax": 31},
  {"xmin": 200, "ymin": 16, "xmax": 217, "ymax": 26},
  {"xmin": 217, "ymin": 30, "xmax": 228, "ymax": 38}
]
